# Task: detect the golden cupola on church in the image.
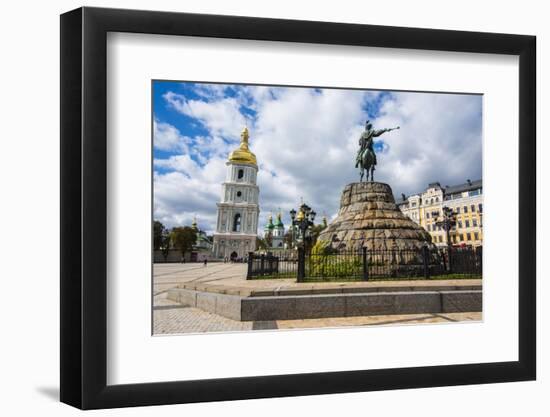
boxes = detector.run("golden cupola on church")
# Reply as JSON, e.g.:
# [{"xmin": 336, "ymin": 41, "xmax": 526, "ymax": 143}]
[{"xmin": 228, "ymin": 127, "xmax": 257, "ymax": 166}]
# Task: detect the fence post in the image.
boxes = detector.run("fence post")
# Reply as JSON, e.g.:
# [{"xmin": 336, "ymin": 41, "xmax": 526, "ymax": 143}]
[
  {"xmin": 247, "ymin": 252, "xmax": 253, "ymax": 278},
  {"xmin": 476, "ymin": 246, "xmax": 483, "ymax": 274},
  {"xmin": 362, "ymin": 247, "xmax": 369, "ymax": 281},
  {"xmin": 260, "ymin": 254, "xmax": 265, "ymax": 276},
  {"xmin": 297, "ymin": 246, "xmax": 305, "ymax": 282},
  {"xmin": 422, "ymin": 246, "xmax": 430, "ymax": 279},
  {"xmin": 266, "ymin": 251, "xmax": 272, "ymax": 274}
]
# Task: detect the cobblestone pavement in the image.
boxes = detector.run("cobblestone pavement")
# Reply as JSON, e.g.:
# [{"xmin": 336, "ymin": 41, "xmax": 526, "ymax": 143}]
[
  {"xmin": 153, "ymin": 262, "xmax": 247, "ymax": 295},
  {"xmin": 154, "ymin": 296, "xmax": 253, "ymax": 333},
  {"xmin": 154, "ymin": 262, "xmax": 481, "ymax": 296},
  {"xmin": 153, "ymin": 293, "xmax": 482, "ymax": 335}
]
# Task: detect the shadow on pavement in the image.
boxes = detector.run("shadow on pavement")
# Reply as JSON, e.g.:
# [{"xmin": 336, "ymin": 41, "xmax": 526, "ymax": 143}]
[{"xmin": 252, "ymin": 321, "xmax": 279, "ymax": 330}]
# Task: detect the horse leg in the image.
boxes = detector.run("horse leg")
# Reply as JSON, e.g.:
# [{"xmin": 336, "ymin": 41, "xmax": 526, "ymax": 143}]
[{"xmin": 359, "ymin": 167, "xmax": 364, "ymax": 182}]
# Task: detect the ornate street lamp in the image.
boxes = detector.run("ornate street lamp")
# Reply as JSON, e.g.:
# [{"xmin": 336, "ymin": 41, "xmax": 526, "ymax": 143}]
[
  {"xmin": 289, "ymin": 203, "xmax": 316, "ymax": 251},
  {"xmin": 435, "ymin": 206, "xmax": 457, "ymax": 271}
]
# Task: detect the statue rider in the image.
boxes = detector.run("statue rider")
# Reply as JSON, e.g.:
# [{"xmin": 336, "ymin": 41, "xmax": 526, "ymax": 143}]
[{"xmin": 356, "ymin": 120, "xmax": 399, "ymax": 182}]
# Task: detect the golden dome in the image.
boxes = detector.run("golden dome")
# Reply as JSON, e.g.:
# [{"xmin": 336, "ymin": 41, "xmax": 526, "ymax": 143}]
[{"xmin": 228, "ymin": 127, "xmax": 257, "ymax": 166}]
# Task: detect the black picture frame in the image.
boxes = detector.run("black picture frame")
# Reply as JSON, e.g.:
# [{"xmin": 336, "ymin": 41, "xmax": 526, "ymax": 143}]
[{"xmin": 60, "ymin": 6, "xmax": 536, "ymax": 410}]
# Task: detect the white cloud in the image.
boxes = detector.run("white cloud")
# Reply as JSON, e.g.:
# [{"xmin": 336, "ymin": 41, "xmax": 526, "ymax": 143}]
[
  {"xmin": 154, "ymin": 85, "xmax": 481, "ymax": 235},
  {"xmin": 163, "ymin": 91, "xmax": 249, "ymax": 141},
  {"xmin": 153, "ymin": 156, "xmax": 227, "ymax": 233},
  {"xmin": 153, "ymin": 120, "xmax": 190, "ymax": 152},
  {"xmin": 372, "ymin": 92, "xmax": 482, "ymax": 194}
]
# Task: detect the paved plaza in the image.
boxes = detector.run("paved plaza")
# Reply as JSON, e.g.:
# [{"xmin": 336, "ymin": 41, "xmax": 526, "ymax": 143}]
[
  {"xmin": 153, "ymin": 262, "xmax": 482, "ymax": 335},
  {"xmin": 153, "ymin": 262, "xmax": 247, "ymax": 296}
]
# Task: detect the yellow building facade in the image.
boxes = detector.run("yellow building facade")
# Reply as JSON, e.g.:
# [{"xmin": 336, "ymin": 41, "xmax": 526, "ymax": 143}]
[{"xmin": 398, "ymin": 180, "xmax": 483, "ymax": 247}]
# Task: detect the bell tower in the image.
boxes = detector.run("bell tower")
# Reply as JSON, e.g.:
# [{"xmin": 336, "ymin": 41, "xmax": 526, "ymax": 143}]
[{"xmin": 212, "ymin": 127, "xmax": 260, "ymax": 260}]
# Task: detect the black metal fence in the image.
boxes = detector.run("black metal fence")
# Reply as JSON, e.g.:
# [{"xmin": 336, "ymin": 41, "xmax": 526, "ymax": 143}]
[
  {"xmin": 247, "ymin": 251, "xmax": 299, "ymax": 278},
  {"xmin": 247, "ymin": 246, "xmax": 482, "ymax": 282}
]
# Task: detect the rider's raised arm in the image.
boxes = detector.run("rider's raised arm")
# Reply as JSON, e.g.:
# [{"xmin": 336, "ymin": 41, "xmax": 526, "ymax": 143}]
[
  {"xmin": 373, "ymin": 128, "xmax": 389, "ymax": 137},
  {"xmin": 373, "ymin": 127, "xmax": 399, "ymax": 137}
]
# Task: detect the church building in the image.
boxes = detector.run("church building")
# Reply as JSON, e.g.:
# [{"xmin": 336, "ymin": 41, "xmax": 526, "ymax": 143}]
[
  {"xmin": 263, "ymin": 212, "xmax": 285, "ymax": 249},
  {"xmin": 212, "ymin": 127, "xmax": 260, "ymax": 260}
]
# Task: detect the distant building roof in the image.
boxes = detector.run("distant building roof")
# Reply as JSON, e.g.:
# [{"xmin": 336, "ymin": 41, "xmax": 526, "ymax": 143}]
[
  {"xmin": 443, "ymin": 179, "xmax": 482, "ymax": 195},
  {"xmin": 399, "ymin": 179, "xmax": 482, "ymax": 202}
]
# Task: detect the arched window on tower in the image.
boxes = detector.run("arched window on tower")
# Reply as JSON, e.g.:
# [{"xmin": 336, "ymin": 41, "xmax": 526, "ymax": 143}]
[
  {"xmin": 237, "ymin": 169, "xmax": 244, "ymax": 180},
  {"xmin": 233, "ymin": 213, "xmax": 241, "ymax": 232}
]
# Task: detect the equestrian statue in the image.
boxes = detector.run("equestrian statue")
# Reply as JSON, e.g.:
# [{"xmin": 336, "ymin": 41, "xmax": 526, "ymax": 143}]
[{"xmin": 355, "ymin": 120, "xmax": 399, "ymax": 182}]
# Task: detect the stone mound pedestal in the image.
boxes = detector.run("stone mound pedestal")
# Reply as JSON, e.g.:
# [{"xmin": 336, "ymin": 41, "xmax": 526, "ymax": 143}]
[{"xmin": 317, "ymin": 182, "xmax": 434, "ymax": 251}]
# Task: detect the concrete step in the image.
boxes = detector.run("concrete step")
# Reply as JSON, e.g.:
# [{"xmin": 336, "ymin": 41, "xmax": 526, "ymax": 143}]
[{"xmin": 167, "ymin": 287, "xmax": 481, "ymax": 322}]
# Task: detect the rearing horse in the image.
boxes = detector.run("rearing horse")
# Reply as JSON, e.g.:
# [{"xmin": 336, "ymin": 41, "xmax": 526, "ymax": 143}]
[{"xmin": 355, "ymin": 121, "xmax": 400, "ymax": 182}]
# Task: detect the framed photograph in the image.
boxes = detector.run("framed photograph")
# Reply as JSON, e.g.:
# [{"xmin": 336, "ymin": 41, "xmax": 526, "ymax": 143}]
[{"xmin": 60, "ymin": 6, "xmax": 536, "ymax": 409}]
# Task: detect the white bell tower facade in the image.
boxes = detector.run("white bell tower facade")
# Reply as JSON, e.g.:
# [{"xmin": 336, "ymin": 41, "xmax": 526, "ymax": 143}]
[{"xmin": 212, "ymin": 127, "xmax": 259, "ymax": 260}]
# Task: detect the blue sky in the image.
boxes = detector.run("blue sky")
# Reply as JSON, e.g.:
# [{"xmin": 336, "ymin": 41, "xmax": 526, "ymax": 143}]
[{"xmin": 153, "ymin": 81, "xmax": 482, "ymax": 234}]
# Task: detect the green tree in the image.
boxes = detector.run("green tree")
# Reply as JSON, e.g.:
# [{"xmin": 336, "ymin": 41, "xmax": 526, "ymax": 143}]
[
  {"xmin": 309, "ymin": 223, "xmax": 327, "ymax": 247},
  {"xmin": 160, "ymin": 228, "xmax": 171, "ymax": 261},
  {"xmin": 171, "ymin": 226, "xmax": 197, "ymax": 259},
  {"xmin": 153, "ymin": 220, "xmax": 165, "ymax": 250},
  {"xmin": 256, "ymin": 236, "xmax": 268, "ymax": 251}
]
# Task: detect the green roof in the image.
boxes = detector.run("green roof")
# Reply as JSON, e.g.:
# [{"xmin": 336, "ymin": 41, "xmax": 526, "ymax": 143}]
[{"xmin": 264, "ymin": 218, "xmax": 274, "ymax": 230}]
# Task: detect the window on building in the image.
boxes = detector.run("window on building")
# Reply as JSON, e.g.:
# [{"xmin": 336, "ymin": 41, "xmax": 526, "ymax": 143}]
[
  {"xmin": 473, "ymin": 219, "xmax": 477, "ymax": 227},
  {"xmin": 471, "ymin": 204, "xmax": 475, "ymax": 212},
  {"xmin": 237, "ymin": 169, "xmax": 244, "ymax": 179},
  {"xmin": 233, "ymin": 213, "xmax": 241, "ymax": 232},
  {"xmin": 465, "ymin": 220, "xmax": 470, "ymax": 228},
  {"xmin": 460, "ymin": 234, "xmax": 465, "ymax": 242},
  {"xmin": 426, "ymin": 212, "xmax": 430, "ymax": 219},
  {"xmin": 236, "ymin": 191, "xmax": 242, "ymax": 197},
  {"xmin": 458, "ymin": 221, "xmax": 462, "ymax": 228},
  {"xmin": 478, "ymin": 203, "xmax": 483, "ymax": 213},
  {"xmin": 474, "ymin": 232, "xmax": 479, "ymax": 241},
  {"xmin": 452, "ymin": 235, "xmax": 457, "ymax": 243},
  {"xmin": 467, "ymin": 233, "xmax": 472, "ymax": 241},
  {"xmin": 463, "ymin": 206, "xmax": 468, "ymax": 213},
  {"xmin": 435, "ymin": 197, "xmax": 439, "ymax": 202},
  {"xmin": 456, "ymin": 207, "xmax": 460, "ymax": 214}
]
